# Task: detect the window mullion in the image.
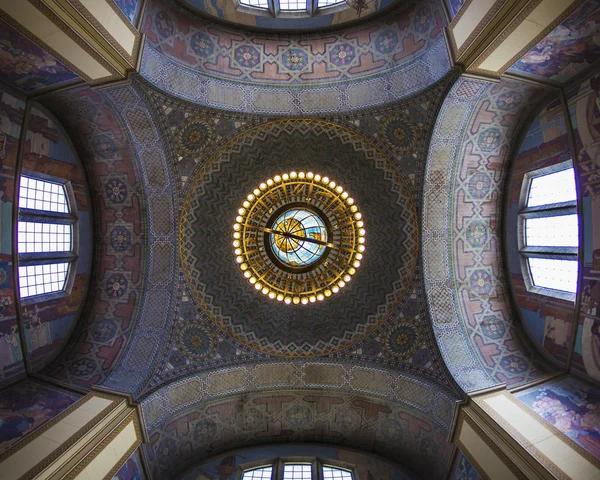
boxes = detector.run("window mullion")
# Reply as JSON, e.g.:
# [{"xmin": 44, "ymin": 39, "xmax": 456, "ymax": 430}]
[
  {"xmin": 309, "ymin": 0, "xmax": 317, "ymax": 15},
  {"xmin": 270, "ymin": 0, "xmax": 279, "ymax": 16}
]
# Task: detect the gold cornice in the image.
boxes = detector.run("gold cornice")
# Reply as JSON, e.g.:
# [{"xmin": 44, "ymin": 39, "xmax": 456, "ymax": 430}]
[
  {"xmin": 0, "ymin": 392, "xmax": 123, "ymax": 480},
  {"xmin": 60, "ymin": 410, "xmax": 142, "ymax": 479},
  {"xmin": 469, "ymin": 0, "xmax": 584, "ymax": 77},
  {"xmin": 66, "ymin": 0, "xmax": 141, "ymax": 66},
  {"xmin": 39, "ymin": 0, "xmax": 136, "ymax": 76}
]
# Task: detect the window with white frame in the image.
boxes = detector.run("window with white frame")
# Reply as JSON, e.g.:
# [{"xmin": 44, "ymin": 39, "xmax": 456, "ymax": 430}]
[
  {"xmin": 236, "ymin": 0, "xmax": 347, "ymax": 17},
  {"xmin": 17, "ymin": 175, "xmax": 78, "ymax": 302},
  {"xmin": 518, "ymin": 163, "xmax": 578, "ymax": 301},
  {"xmin": 239, "ymin": 459, "xmax": 354, "ymax": 480}
]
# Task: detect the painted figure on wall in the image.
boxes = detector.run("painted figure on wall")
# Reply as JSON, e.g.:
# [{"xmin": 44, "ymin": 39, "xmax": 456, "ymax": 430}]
[
  {"xmin": 0, "ymin": 21, "xmax": 78, "ymax": 94},
  {"xmin": 0, "ymin": 380, "xmax": 79, "ymax": 452},
  {"xmin": 509, "ymin": 0, "xmax": 600, "ymax": 83},
  {"xmin": 515, "ymin": 377, "xmax": 600, "ymax": 460}
]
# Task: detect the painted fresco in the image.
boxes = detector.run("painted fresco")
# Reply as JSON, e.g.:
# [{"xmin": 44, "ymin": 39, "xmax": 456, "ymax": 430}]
[
  {"xmin": 514, "ymin": 376, "xmax": 600, "ymax": 460},
  {"xmin": 508, "ymin": 1, "xmax": 600, "ymax": 84},
  {"xmin": 181, "ymin": 445, "xmax": 417, "ymax": 479},
  {"xmin": 0, "ymin": 89, "xmax": 26, "ymax": 388},
  {"xmin": 113, "ymin": 0, "xmax": 141, "ymax": 25},
  {"xmin": 113, "ymin": 449, "xmax": 145, "ymax": 480},
  {"xmin": 449, "ymin": 450, "xmax": 482, "ymax": 480},
  {"xmin": 20, "ymin": 105, "xmax": 91, "ymax": 372},
  {"xmin": 0, "ymin": 20, "xmax": 79, "ymax": 95},
  {"xmin": 505, "ymin": 98, "xmax": 574, "ymax": 367},
  {"xmin": 567, "ymin": 70, "xmax": 600, "ymax": 383},
  {"xmin": 181, "ymin": 0, "xmax": 396, "ymax": 30},
  {"xmin": 0, "ymin": 379, "xmax": 80, "ymax": 453}
]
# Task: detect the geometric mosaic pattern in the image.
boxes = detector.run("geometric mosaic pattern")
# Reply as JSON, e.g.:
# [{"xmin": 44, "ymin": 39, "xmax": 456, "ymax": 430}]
[
  {"xmin": 100, "ymin": 80, "xmax": 180, "ymax": 397},
  {"xmin": 36, "ymin": 88, "xmax": 147, "ymax": 390},
  {"xmin": 142, "ymin": 362, "xmax": 456, "ymax": 479},
  {"xmin": 140, "ymin": 0, "xmax": 451, "ymax": 114},
  {"xmin": 180, "ymin": 119, "xmax": 418, "ymax": 357},
  {"xmin": 423, "ymin": 77, "xmax": 551, "ymax": 392}
]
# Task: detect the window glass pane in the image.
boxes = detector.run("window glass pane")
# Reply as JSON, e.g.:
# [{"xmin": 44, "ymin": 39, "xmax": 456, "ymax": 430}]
[
  {"xmin": 528, "ymin": 258, "xmax": 578, "ymax": 293},
  {"xmin": 18, "ymin": 222, "xmax": 72, "ymax": 253},
  {"xmin": 525, "ymin": 215, "xmax": 578, "ymax": 247},
  {"xmin": 527, "ymin": 168, "xmax": 576, "ymax": 207},
  {"xmin": 323, "ymin": 466, "xmax": 353, "ymax": 479},
  {"xmin": 283, "ymin": 464, "xmax": 312, "ymax": 479},
  {"xmin": 319, "ymin": 0, "xmax": 345, "ymax": 5},
  {"xmin": 280, "ymin": 0, "xmax": 307, "ymax": 10},
  {"xmin": 242, "ymin": 467, "xmax": 272, "ymax": 480},
  {"xmin": 19, "ymin": 176, "xmax": 69, "ymax": 213},
  {"xmin": 19, "ymin": 262, "xmax": 69, "ymax": 298},
  {"xmin": 239, "ymin": 0, "xmax": 269, "ymax": 8}
]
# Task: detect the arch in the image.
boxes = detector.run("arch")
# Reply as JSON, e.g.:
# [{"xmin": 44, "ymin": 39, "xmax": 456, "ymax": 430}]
[
  {"xmin": 141, "ymin": 361, "xmax": 458, "ymax": 479},
  {"xmin": 139, "ymin": 0, "xmax": 450, "ymax": 114},
  {"xmin": 422, "ymin": 76, "xmax": 552, "ymax": 392}
]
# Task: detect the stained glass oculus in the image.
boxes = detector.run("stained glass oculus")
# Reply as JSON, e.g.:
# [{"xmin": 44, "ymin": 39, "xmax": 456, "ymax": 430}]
[
  {"xmin": 270, "ymin": 208, "xmax": 328, "ymax": 268},
  {"xmin": 233, "ymin": 172, "xmax": 365, "ymax": 305}
]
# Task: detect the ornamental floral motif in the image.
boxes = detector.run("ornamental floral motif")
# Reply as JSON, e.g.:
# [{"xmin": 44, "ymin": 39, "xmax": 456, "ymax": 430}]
[
  {"xmin": 234, "ymin": 45, "xmax": 260, "ymax": 68},
  {"xmin": 500, "ymin": 354, "xmax": 528, "ymax": 374},
  {"xmin": 380, "ymin": 115, "xmax": 420, "ymax": 154},
  {"xmin": 414, "ymin": 7, "xmax": 432, "ymax": 33},
  {"xmin": 91, "ymin": 318, "xmax": 117, "ymax": 342},
  {"xmin": 469, "ymin": 270, "xmax": 493, "ymax": 296},
  {"xmin": 481, "ymin": 316, "xmax": 506, "ymax": 340},
  {"xmin": 179, "ymin": 324, "xmax": 212, "ymax": 359},
  {"xmin": 465, "ymin": 221, "xmax": 488, "ymax": 247},
  {"xmin": 478, "ymin": 127, "xmax": 502, "ymax": 152},
  {"xmin": 375, "ymin": 30, "xmax": 399, "ymax": 54},
  {"xmin": 105, "ymin": 179, "xmax": 127, "ymax": 204},
  {"xmin": 496, "ymin": 91, "xmax": 523, "ymax": 111},
  {"xmin": 190, "ymin": 32, "xmax": 214, "ymax": 58},
  {"xmin": 237, "ymin": 407, "xmax": 265, "ymax": 430},
  {"xmin": 193, "ymin": 418, "xmax": 217, "ymax": 442},
  {"xmin": 329, "ymin": 43, "xmax": 356, "ymax": 67},
  {"xmin": 105, "ymin": 274, "xmax": 128, "ymax": 298},
  {"xmin": 92, "ymin": 134, "xmax": 118, "ymax": 159},
  {"xmin": 381, "ymin": 418, "xmax": 404, "ymax": 440},
  {"xmin": 110, "ymin": 226, "xmax": 132, "ymax": 252},
  {"xmin": 467, "ymin": 173, "xmax": 491, "ymax": 199},
  {"xmin": 68, "ymin": 358, "xmax": 95, "ymax": 377},
  {"xmin": 384, "ymin": 322, "xmax": 419, "ymax": 358},
  {"xmin": 283, "ymin": 48, "xmax": 308, "ymax": 71},
  {"xmin": 285, "ymin": 405, "xmax": 312, "ymax": 427},
  {"xmin": 177, "ymin": 117, "xmax": 213, "ymax": 157},
  {"xmin": 154, "ymin": 11, "xmax": 174, "ymax": 38}
]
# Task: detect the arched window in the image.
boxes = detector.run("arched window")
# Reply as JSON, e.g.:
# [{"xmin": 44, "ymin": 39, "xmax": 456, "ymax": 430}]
[
  {"xmin": 236, "ymin": 0, "xmax": 348, "ymax": 18},
  {"xmin": 17, "ymin": 174, "xmax": 78, "ymax": 302},
  {"xmin": 518, "ymin": 162, "xmax": 578, "ymax": 301},
  {"xmin": 240, "ymin": 459, "xmax": 354, "ymax": 480}
]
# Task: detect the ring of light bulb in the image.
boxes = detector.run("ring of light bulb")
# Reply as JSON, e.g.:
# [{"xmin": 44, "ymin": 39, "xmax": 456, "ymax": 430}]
[{"xmin": 233, "ymin": 172, "xmax": 365, "ymax": 305}]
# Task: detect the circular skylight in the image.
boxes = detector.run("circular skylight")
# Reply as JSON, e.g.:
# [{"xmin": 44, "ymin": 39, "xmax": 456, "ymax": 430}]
[{"xmin": 232, "ymin": 171, "xmax": 365, "ymax": 305}]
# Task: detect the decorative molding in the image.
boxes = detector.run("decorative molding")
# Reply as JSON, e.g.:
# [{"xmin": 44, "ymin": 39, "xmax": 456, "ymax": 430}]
[
  {"xmin": 64, "ymin": 410, "xmax": 142, "ymax": 479},
  {"xmin": 68, "ymin": 0, "xmax": 141, "ymax": 67},
  {"xmin": 0, "ymin": 392, "xmax": 121, "ymax": 479},
  {"xmin": 28, "ymin": 0, "xmax": 123, "ymax": 81},
  {"xmin": 476, "ymin": 390, "xmax": 600, "ymax": 475},
  {"xmin": 469, "ymin": 0, "xmax": 583, "ymax": 77},
  {"xmin": 448, "ymin": 0, "xmax": 509, "ymax": 60}
]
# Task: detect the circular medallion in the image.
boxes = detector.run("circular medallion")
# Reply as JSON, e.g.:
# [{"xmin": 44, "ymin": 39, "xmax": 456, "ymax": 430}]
[
  {"xmin": 380, "ymin": 115, "xmax": 420, "ymax": 155},
  {"xmin": 180, "ymin": 119, "xmax": 418, "ymax": 357},
  {"xmin": 384, "ymin": 322, "xmax": 419, "ymax": 358},
  {"xmin": 233, "ymin": 172, "xmax": 365, "ymax": 305},
  {"xmin": 179, "ymin": 324, "xmax": 213, "ymax": 359},
  {"xmin": 177, "ymin": 117, "xmax": 213, "ymax": 157}
]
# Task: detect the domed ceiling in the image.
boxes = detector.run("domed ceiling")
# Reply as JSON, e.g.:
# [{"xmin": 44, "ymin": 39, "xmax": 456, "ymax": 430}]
[{"xmin": 180, "ymin": 119, "xmax": 418, "ymax": 357}]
